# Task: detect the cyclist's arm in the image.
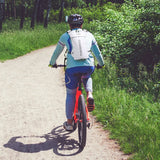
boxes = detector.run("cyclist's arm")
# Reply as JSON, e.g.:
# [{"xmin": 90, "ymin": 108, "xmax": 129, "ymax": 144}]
[
  {"xmin": 49, "ymin": 40, "xmax": 65, "ymax": 65},
  {"xmin": 91, "ymin": 41, "xmax": 104, "ymax": 66}
]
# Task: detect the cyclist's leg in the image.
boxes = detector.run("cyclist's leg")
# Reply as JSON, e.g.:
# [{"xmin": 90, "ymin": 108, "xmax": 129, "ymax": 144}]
[
  {"xmin": 65, "ymin": 69, "xmax": 79, "ymax": 126},
  {"xmin": 82, "ymin": 66, "xmax": 94, "ymax": 94},
  {"xmin": 82, "ymin": 77, "xmax": 93, "ymax": 93},
  {"xmin": 83, "ymin": 77, "xmax": 95, "ymax": 112},
  {"xmin": 67, "ymin": 66, "xmax": 94, "ymax": 101},
  {"xmin": 66, "ymin": 88, "xmax": 76, "ymax": 124},
  {"xmin": 81, "ymin": 67, "xmax": 95, "ymax": 111},
  {"xmin": 65, "ymin": 66, "xmax": 95, "ymax": 124}
]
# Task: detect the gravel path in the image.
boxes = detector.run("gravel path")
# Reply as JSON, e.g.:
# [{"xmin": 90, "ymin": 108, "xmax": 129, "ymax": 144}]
[{"xmin": 0, "ymin": 46, "xmax": 129, "ymax": 160}]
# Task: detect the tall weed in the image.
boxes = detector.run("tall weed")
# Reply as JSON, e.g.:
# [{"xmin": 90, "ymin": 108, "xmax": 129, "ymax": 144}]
[
  {"xmin": 1, "ymin": 2, "xmax": 160, "ymax": 159},
  {"xmin": 0, "ymin": 22, "xmax": 68, "ymax": 61},
  {"xmin": 93, "ymin": 67, "xmax": 160, "ymax": 159}
]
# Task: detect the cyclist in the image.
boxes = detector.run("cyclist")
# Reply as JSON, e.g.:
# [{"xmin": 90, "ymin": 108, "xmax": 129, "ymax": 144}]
[{"xmin": 49, "ymin": 14, "xmax": 104, "ymax": 131}]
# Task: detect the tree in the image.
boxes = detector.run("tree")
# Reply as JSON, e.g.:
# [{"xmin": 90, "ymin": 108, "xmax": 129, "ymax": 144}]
[
  {"xmin": 11, "ymin": 0, "xmax": 16, "ymax": 18},
  {"xmin": 20, "ymin": 1, "xmax": 25, "ymax": 29},
  {"xmin": 44, "ymin": 0, "xmax": 51, "ymax": 28},
  {"xmin": 6, "ymin": 2, "xmax": 10, "ymax": 18},
  {"xmin": 30, "ymin": 0, "xmax": 40, "ymax": 29},
  {"xmin": 59, "ymin": 0, "xmax": 64, "ymax": 22},
  {"xmin": 36, "ymin": 0, "xmax": 44, "ymax": 23},
  {"xmin": 0, "ymin": 0, "xmax": 5, "ymax": 31}
]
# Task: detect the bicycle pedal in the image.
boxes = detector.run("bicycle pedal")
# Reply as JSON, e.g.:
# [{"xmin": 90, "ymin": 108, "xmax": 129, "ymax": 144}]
[
  {"xmin": 87, "ymin": 122, "xmax": 91, "ymax": 129},
  {"xmin": 76, "ymin": 112, "xmax": 80, "ymax": 117}
]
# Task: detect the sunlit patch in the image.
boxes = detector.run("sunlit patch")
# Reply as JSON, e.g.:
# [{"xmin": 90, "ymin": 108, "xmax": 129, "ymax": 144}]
[
  {"xmin": 16, "ymin": 136, "xmax": 46, "ymax": 145},
  {"xmin": 4, "ymin": 126, "xmax": 83, "ymax": 155}
]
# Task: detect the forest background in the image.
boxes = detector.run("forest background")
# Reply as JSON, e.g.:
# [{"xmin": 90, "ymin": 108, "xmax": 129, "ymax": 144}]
[{"xmin": 0, "ymin": 0, "xmax": 160, "ymax": 159}]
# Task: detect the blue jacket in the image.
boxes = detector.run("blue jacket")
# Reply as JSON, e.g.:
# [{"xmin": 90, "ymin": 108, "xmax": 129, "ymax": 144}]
[{"xmin": 50, "ymin": 28, "xmax": 104, "ymax": 68}]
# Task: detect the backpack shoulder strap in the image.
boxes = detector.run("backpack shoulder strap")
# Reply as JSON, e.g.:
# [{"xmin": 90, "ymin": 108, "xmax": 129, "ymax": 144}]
[
  {"xmin": 83, "ymin": 29, "xmax": 88, "ymax": 32},
  {"xmin": 67, "ymin": 30, "xmax": 71, "ymax": 34},
  {"xmin": 66, "ymin": 30, "xmax": 72, "ymax": 54}
]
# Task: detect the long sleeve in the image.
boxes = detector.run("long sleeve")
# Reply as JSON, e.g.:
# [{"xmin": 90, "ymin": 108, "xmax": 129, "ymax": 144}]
[
  {"xmin": 91, "ymin": 42, "xmax": 104, "ymax": 66},
  {"xmin": 49, "ymin": 30, "xmax": 104, "ymax": 68},
  {"xmin": 49, "ymin": 41, "xmax": 65, "ymax": 65}
]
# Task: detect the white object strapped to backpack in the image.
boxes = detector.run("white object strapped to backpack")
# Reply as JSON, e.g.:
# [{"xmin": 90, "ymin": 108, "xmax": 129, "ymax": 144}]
[{"xmin": 67, "ymin": 29, "xmax": 92, "ymax": 60}]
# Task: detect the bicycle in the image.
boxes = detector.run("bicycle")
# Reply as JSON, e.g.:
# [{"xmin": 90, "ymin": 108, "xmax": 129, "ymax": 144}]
[
  {"xmin": 49, "ymin": 64, "xmax": 103, "ymax": 150},
  {"xmin": 72, "ymin": 72, "xmax": 90, "ymax": 150}
]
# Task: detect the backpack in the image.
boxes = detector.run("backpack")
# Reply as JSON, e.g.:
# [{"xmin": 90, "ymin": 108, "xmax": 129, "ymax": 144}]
[{"xmin": 67, "ymin": 29, "xmax": 91, "ymax": 60}]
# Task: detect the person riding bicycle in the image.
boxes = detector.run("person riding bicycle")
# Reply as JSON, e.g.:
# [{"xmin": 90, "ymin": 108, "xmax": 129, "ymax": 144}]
[{"xmin": 49, "ymin": 14, "xmax": 104, "ymax": 131}]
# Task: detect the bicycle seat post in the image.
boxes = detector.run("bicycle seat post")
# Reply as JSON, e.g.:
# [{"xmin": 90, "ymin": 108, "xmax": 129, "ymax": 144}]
[{"xmin": 78, "ymin": 74, "xmax": 82, "ymax": 91}]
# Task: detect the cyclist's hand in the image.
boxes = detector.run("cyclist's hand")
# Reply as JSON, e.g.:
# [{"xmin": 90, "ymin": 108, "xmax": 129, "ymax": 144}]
[
  {"xmin": 97, "ymin": 64, "xmax": 105, "ymax": 69},
  {"xmin": 48, "ymin": 63, "xmax": 58, "ymax": 68}
]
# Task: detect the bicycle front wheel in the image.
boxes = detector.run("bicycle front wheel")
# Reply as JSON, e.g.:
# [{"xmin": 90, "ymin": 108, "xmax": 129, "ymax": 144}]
[{"xmin": 78, "ymin": 94, "xmax": 87, "ymax": 150}]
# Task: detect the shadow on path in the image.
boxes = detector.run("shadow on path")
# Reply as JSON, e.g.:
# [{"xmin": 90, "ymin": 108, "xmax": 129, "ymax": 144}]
[{"xmin": 4, "ymin": 126, "xmax": 82, "ymax": 156}]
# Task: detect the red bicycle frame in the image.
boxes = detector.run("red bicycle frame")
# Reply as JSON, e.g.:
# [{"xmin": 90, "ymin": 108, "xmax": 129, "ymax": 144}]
[{"xmin": 73, "ymin": 87, "xmax": 89, "ymax": 123}]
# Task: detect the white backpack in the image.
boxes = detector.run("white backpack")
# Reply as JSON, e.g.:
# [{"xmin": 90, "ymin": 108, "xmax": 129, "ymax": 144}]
[{"xmin": 68, "ymin": 29, "xmax": 91, "ymax": 60}]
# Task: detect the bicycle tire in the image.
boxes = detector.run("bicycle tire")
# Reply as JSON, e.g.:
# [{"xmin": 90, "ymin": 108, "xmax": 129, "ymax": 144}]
[{"xmin": 78, "ymin": 94, "xmax": 87, "ymax": 150}]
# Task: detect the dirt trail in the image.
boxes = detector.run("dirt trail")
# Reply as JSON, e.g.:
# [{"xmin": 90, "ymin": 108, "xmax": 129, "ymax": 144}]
[{"xmin": 0, "ymin": 46, "xmax": 129, "ymax": 160}]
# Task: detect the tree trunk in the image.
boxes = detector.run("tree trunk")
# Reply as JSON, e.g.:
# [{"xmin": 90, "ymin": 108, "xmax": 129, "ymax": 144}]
[
  {"xmin": 44, "ymin": 0, "xmax": 51, "ymax": 28},
  {"xmin": 11, "ymin": 0, "xmax": 16, "ymax": 18},
  {"xmin": 6, "ymin": 3, "xmax": 10, "ymax": 18},
  {"xmin": 71, "ymin": 0, "xmax": 77, "ymax": 8},
  {"xmin": 13, "ymin": 0, "xmax": 16, "ymax": 18},
  {"xmin": 110, "ymin": 0, "xmax": 124, "ymax": 3},
  {"xmin": 2, "ymin": 2, "xmax": 5, "ymax": 21},
  {"xmin": 37, "ymin": 0, "xmax": 44, "ymax": 23},
  {"xmin": 20, "ymin": 4, "xmax": 25, "ymax": 29},
  {"xmin": 90, "ymin": 0, "xmax": 93, "ymax": 6},
  {"xmin": 86, "ymin": 0, "xmax": 95, "ymax": 7},
  {"xmin": 93, "ymin": 0, "xmax": 97, "ymax": 6},
  {"xmin": 59, "ymin": 0, "xmax": 64, "ymax": 22},
  {"xmin": 0, "ymin": 4, "xmax": 3, "ymax": 31},
  {"xmin": 99, "ymin": 0, "xmax": 103, "ymax": 6},
  {"xmin": 30, "ymin": 0, "xmax": 40, "ymax": 29}
]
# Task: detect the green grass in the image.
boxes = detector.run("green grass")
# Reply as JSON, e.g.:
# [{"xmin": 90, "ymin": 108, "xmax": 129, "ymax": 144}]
[
  {"xmin": 0, "ymin": 20, "xmax": 68, "ymax": 61},
  {"xmin": 92, "ymin": 67, "xmax": 160, "ymax": 160},
  {"xmin": 1, "ymin": 19, "xmax": 160, "ymax": 160},
  {"xmin": 0, "ymin": 19, "xmax": 92, "ymax": 61}
]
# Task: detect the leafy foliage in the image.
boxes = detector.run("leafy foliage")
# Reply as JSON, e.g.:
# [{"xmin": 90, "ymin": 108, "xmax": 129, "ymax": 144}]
[
  {"xmin": 91, "ymin": 1, "xmax": 160, "ymax": 76},
  {"xmin": 0, "ymin": 21, "xmax": 68, "ymax": 61},
  {"xmin": 90, "ymin": 1, "xmax": 160, "ymax": 159},
  {"xmin": 1, "ymin": 1, "xmax": 160, "ymax": 159}
]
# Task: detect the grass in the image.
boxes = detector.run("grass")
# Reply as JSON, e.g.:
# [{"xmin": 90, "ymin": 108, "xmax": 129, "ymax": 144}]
[
  {"xmin": 0, "ymin": 19, "xmax": 92, "ymax": 61},
  {"xmin": 0, "ymin": 20, "xmax": 68, "ymax": 61},
  {"xmin": 92, "ymin": 66, "xmax": 160, "ymax": 160},
  {"xmin": 1, "ymin": 20, "xmax": 160, "ymax": 159}
]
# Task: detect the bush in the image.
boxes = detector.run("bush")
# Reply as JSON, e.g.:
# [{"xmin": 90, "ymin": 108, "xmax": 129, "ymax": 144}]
[
  {"xmin": 91, "ymin": 1, "xmax": 160, "ymax": 78},
  {"xmin": 49, "ymin": 2, "xmax": 120, "ymax": 23},
  {"xmin": 0, "ymin": 22, "xmax": 68, "ymax": 61}
]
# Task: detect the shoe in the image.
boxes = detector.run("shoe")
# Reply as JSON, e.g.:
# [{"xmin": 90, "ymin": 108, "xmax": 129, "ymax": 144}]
[
  {"xmin": 87, "ymin": 93, "xmax": 95, "ymax": 112},
  {"xmin": 63, "ymin": 121, "xmax": 73, "ymax": 131},
  {"xmin": 72, "ymin": 118, "xmax": 77, "ymax": 131}
]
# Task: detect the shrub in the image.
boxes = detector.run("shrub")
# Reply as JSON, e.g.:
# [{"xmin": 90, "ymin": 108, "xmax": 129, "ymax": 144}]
[
  {"xmin": 49, "ymin": 2, "xmax": 120, "ymax": 23},
  {"xmin": 91, "ymin": 1, "xmax": 160, "ymax": 79}
]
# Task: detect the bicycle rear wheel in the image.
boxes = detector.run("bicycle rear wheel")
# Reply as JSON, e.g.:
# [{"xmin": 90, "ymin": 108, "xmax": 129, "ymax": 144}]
[{"xmin": 78, "ymin": 94, "xmax": 87, "ymax": 150}]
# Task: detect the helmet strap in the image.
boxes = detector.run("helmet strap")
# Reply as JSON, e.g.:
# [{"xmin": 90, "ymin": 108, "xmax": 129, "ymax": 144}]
[{"xmin": 69, "ymin": 24, "xmax": 83, "ymax": 30}]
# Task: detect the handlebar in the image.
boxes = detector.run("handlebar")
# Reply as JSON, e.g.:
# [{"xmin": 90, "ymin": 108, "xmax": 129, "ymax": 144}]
[
  {"xmin": 49, "ymin": 64, "xmax": 104, "ymax": 69},
  {"xmin": 96, "ymin": 64, "xmax": 105, "ymax": 69},
  {"xmin": 48, "ymin": 64, "xmax": 66, "ymax": 68},
  {"xmin": 57, "ymin": 64, "xmax": 66, "ymax": 67}
]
